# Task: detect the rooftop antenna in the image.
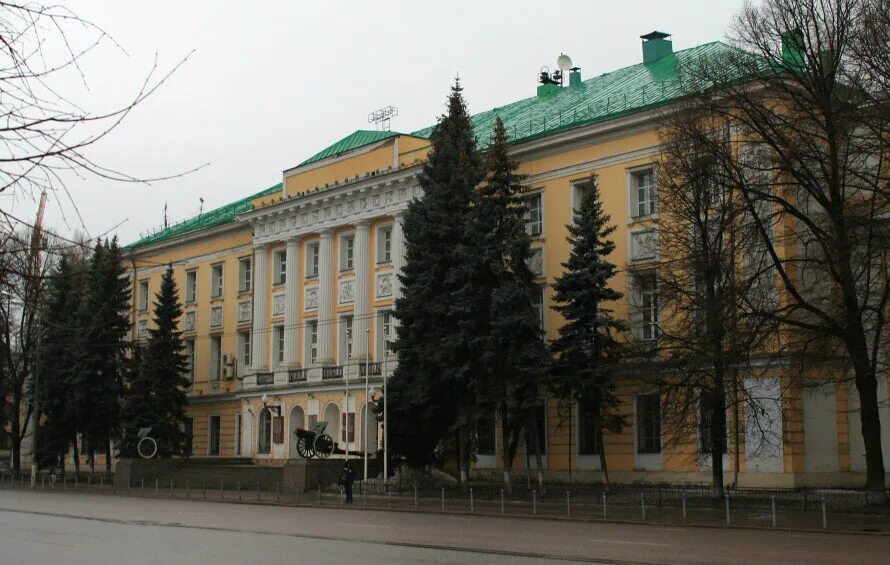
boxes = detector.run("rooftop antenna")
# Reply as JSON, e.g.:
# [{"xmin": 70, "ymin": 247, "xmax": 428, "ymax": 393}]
[
  {"xmin": 368, "ymin": 105, "xmax": 399, "ymax": 131},
  {"xmin": 163, "ymin": 201, "xmax": 168, "ymax": 228},
  {"xmin": 199, "ymin": 197, "xmax": 204, "ymax": 216}
]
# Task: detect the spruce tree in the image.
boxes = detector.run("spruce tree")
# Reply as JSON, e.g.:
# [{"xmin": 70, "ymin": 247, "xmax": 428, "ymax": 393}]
[
  {"xmin": 130, "ymin": 266, "xmax": 190, "ymax": 457},
  {"xmin": 38, "ymin": 252, "xmax": 87, "ymax": 472},
  {"xmin": 76, "ymin": 238, "xmax": 130, "ymax": 473},
  {"xmin": 475, "ymin": 117, "xmax": 550, "ymax": 490},
  {"xmin": 549, "ymin": 175, "xmax": 626, "ymax": 486},
  {"xmin": 390, "ymin": 79, "xmax": 484, "ymax": 474}
]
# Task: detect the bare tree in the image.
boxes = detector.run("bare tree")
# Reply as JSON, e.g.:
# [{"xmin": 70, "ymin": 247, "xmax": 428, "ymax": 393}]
[{"xmin": 667, "ymin": 0, "xmax": 890, "ymax": 494}]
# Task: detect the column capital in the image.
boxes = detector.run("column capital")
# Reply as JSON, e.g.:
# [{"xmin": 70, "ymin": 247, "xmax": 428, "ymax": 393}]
[
  {"xmin": 392, "ymin": 211, "xmax": 405, "ymax": 220},
  {"xmin": 319, "ymin": 228, "xmax": 334, "ymax": 238},
  {"xmin": 252, "ymin": 242, "xmax": 271, "ymax": 251},
  {"xmin": 286, "ymin": 235, "xmax": 300, "ymax": 244},
  {"xmin": 353, "ymin": 219, "xmax": 371, "ymax": 229}
]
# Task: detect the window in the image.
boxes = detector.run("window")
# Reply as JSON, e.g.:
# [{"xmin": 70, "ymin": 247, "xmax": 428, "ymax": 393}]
[
  {"xmin": 210, "ymin": 335, "xmax": 222, "ymax": 382},
  {"xmin": 138, "ymin": 280, "xmax": 149, "ymax": 311},
  {"xmin": 185, "ymin": 270, "xmax": 197, "ymax": 304},
  {"xmin": 274, "ymin": 325, "xmax": 285, "ymax": 366},
  {"xmin": 631, "ymin": 273, "xmax": 658, "ymax": 341},
  {"xmin": 377, "ymin": 226, "xmax": 392, "ymax": 263},
  {"xmin": 273, "ymin": 249, "xmax": 287, "ymax": 285},
  {"xmin": 211, "ymin": 264, "xmax": 224, "ymax": 298},
  {"xmin": 572, "ymin": 177, "xmax": 595, "ymax": 215},
  {"xmin": 578, "ymin": 397, "xmax": 601, "ymax": 455},
  {"xmin": 183, "ymin": 417, "xmax": 194, "ymax": 457},
  {"xmin": 238, "ymin": 257, "xmax": 252, "ymax": 292},
  {"xmin": 476, "ymin": 412, "xmax": 496, "ymax": 456},
  {"xmin": 377, "ymin": 311, "xmax": 394, "ymax": 358},
  {"xmin": 306, "ymin": 320, "xmax": 318, "ymax": 365},
  {"xmin": 208, "ymin": 415, "xmax": 221, "ymax": 456},
  {"xmin": 238, "ymin": 331, "xmax": 251, "ymax": 369},
  {"xmin": 698, "ymin": 389, "xmax": 728, "ymax": 454},
  {"xmin": 183, "ymin": 339, "xmax": 196, "ymax": 385},
  {"xmin": 531, "ymin": 285, "xmax": 545, "ymax": 334},
  {"xmin": 234, "ymin": 414, "xmax": 242, "ymax": 456},
  {"xmin": 306, "ymin": 243, "xmax": 319, "ymax": 277},
  {"xmin": 524, "ymin": 193, "xmax": 543, "ymax": 236},
  {"xmin": 339, "ymin": 315, "xmax": 353, "ymax": 364},
  {"xmin": 527, "ymin": 247, "xmax": 544, "ymax": 278},
  {"xmin": 257, "ymin": 408, "xmax": 272, "ymax": 454},
  {"xmin": 525, "ymin": 403, "xmax": 547, "ymax": 455},
  {"xmin": 632, "ymin": 169, "xmax": 656, "ymax": 217},
  {"xmin": 340, "ymin": 235, "xmax": 355, "ymax": 271},
  {"xmin": 636, "ymin": 394, "xmax": 661, "ymax": 454},
  {"xmin": 341, "ymin": 412, "xmax": 355, "ymax": 443}
]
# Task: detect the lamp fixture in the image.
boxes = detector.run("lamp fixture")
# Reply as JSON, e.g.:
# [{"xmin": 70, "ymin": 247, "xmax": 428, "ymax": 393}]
[{"xmin": 261, "ymin": 393, "xmax": 281, "ymax": 417}]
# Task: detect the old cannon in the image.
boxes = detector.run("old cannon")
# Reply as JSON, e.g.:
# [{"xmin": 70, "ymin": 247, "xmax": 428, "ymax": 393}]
[{"xmin": 293, "ymin": 421, "xmax": 336, "ymax": 459}]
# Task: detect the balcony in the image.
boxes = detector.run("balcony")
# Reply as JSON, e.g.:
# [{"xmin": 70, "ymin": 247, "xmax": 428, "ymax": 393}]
[
  {"xmin": 288, "ymin": 369, "xmax": 308, "ymax": 383},
  {"xmin": 358, "ymin": 362, "xmax": 382, "ymax": 376},
  {"xmin": 321, "ymin": 366, "xmax": 343, "ymax": 380}
]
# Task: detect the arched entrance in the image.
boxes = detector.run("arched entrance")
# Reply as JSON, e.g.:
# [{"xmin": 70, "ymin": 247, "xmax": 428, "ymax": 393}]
[
  {"xmin": 288, "ymin": 405, "xmax": 305, "ymax": 458},
  {"xmin": 323, "ymin": 402, "xmax": 341, "ymax": 452},
  {"xmin": 257, "ymin": 407, "xmax": 272, "ymax": 455},
  {"xmin": 360, "ymin": 402, "xmax": 378, "ymax": 454}
]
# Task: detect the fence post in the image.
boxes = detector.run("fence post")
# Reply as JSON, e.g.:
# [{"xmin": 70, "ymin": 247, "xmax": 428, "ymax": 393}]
[
  {"xmin": 364, "ymin": 485, "xmax": 368, "ymax": 508},
  {"xmin": 170, "ymin": 479, "xmax": 174, "ymax": 498},
  {"xmin": 41, "ymin": 475, "xmax": 45, "ymax": 490},
  {"xmin": 64, "ymin": 474, "xmax": 67, "ymax": 490},
  {"xmin": 414, "ymin": 485, "xmax": 417, "ymax": 510},
  {"xmin": 88, "ymin": 475, "xmax": 91, "ymax": 489},
  {"xmin": 256, "ymin": 481, "xmax": 260, "ymax": 502},
  {"xmin": 276, "ymin": 482, "xmax": 280, "ymax": 503},
  {"xmin": 500, "ymin": 489, "xmax": 504, "ymax": 515},
  {"xmin": 154, "ymin": 478, "xmax": 158, "ymax": 496},
  {"xmin": 441, "ymin": 486, "xmax": 445, "ymax": 511},
  {"xmin": 202, "ymin": 481, "xmax": 206, "ymax": 500},
  {"xmin": 470, "ymin": 488, "xmax": 474, "ymax": 512},
  {"xmin": 725, "ymin": 494, "xmax": 730, "ymax": 526},
  {"xmin": 682, "ymin": 493, "xmax": 687, "ymax": 522},
  {"xmin": 75, "ymin": 475, "xmax": 78, "ymax": 489},
  {"xmin": 140, "ymin": 477, "xmax": 143, "ymax": 496},
  {"xmin": 771, "ymin": 495, "xmax": 776, "ymax": 527},
  {"xmin": 821, "ymin": 497, "xmax": 827, "ymax": 530},
  {"xmin": 317, "ymin": 484, "xmax": 321, "ymax": 506},
  {"xmin": 532, "ymin": 490, "xmax": 537, "ymax": 517},
  {"xmin": 602, "ymin": 492, "xmax": 607, "ymax": 520},
  {"xmin": 186, "ymin": 480, "xmax": 189, "ymax": 499},
  {"xmin": 388, "ymin": 487, "xmax": 392, "ymax": 508},
  {"xmin": 237, "ymin": 481, "xmax": 241, "ymax": 501},
  {"xmin": 566, "ymin": 490, "xmax": 571, "ymax": 517},
  {"xmin": 220, "ymin": 481, "xmax": 223, "ymax": 501},
  {"xmin": 641, "ymin": 492, "xmax": 646, "ymax": 520}
]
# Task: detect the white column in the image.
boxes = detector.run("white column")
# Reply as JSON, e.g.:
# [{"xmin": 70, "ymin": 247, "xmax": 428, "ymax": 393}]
[
  {"xmin": 392, "ymin": 212, "xmax": 405, "ymax": 300},
  {"xmin": 283, "ymin": 237, "xmax": 300, "ymax": 366},
  {"xmin": 317, "ymin": 229, "xmax": 334, "ymax": 364},
  {"xmin": 352, "ymin": 221, "xmax": 370, "ymax": 360},
  {"xmin": 251, "ymin": 243, "xmax": 269, "ymax": 371}
]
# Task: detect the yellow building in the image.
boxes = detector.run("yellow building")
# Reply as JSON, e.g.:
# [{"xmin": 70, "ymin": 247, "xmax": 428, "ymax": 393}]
[{"xmin": 125, "ymin": 31, "xmax": 890, "ymax": 487}]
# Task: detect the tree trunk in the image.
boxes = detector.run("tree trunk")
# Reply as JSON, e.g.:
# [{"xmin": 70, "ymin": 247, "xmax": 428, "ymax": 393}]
[
  {"xmin": 597, "ymin": 427, "xmax": 610, "ymax": 491},
  {"xmin": 72, "ymin": 433, "xmax": 81, "ymax": 478},
  {"xmin": 853, "ymin": 362, "xmax": 886, "ymax": 496},
  {"xmin": 500, "ymin": 408, "xmax": 513, "ymax": 494},
  {"xmin": 529, "ymin": 410, "xmax": 544, "ymax": 489},
  {"xmin": 10, "ymin": 410, "xmax": 21, "ymax": 474},
  {"xmin": 105, "ymin": 436, "xmax": 112, "ymax": 476}
]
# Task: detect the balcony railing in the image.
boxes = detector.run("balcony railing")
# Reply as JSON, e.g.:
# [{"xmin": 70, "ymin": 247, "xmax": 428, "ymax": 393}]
[
  {"xmin": 321, "ymin": 366, "xmax": 343, "ymax": 380},
  {"xmin": 288, "ymin": 369, "xmax": 308, "ymax": 383},
  {"xmin": 256, "ymin": 372, "xmax": 274, "ymax": 385},
  {"xmin": 358, "ymin": 362, "xmax": 382, "ymax": 376}
]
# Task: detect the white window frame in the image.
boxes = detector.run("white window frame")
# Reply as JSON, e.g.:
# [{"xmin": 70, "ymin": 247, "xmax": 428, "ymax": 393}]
[
  {"xmin": 238, "ymin": 257, "xmax": 252, "ymax": 293},
  {"xmin": 183, "ymin": 339, "xmax": 195, "ymax": 385},
  {"xmin": 208, "ymin": 415, "xmax": 222, "ymax": 456},
  {"xmin": 531, "ymin": 285, "xmax": 545, "ymax": 336},
  {"xmin": 185, "ymin": 269, "xmax": 198, "ymax": 304},
  {"xmin": 138, "ymin": 280, "xmax": 149, "ymax": 311},
  {"xmin": 523, "ymin": 191, "xmax": 544, "ymax": 237},
  {"xmin": 305, "ymin": 242, "xmax": 320, "ymax": 278},
  {"xmin": 209, "ymin": 335, "xmax": 222, "ymax": 382},
  {"xmin": 339, "ymin": 314, "xmax": 353, "ymax": 364},
  {"xmin": 305, "ymin": 320, "xmax": 318, "ymax": 365},
  {"xmin": 376, "ymin": 309, "xmax": 394, "ymax": 358},
  {"xmin": 273, "ymin": 249, "xmax": 287, "ymax": 286},
  {"xmin": 211, "ymin": 263, "xmax": 224, "ymax": 299},
  {"xmin": 274, "ymin": 325, "xmax": 285, "ymax": 367},
  {"xmin": 629, "ymin": 166, "xmax": 657, "ymax": 219},
  {"xmin": 377, "ymin": 225, "xmax": 393, "ymax": 264},
  {"xmin": 238, "ymin": 331, "xmax": 251, "ymax": 370},
  {"xmin": 634, "ymin": 393, "xmax": 663, "ymax": 470},
  {"xmin": 570, "ymin": 176, "xmax": 596, "ymax": 216},
  {"xmin": 340, "ymin": 234, "xmax": 355, "ymax": 272}
]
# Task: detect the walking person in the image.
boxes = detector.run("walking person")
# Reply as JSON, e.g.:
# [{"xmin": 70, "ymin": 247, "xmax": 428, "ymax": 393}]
[{"xmin": 340, "ymin": 461, "xmax": 354, "ymax": 503}]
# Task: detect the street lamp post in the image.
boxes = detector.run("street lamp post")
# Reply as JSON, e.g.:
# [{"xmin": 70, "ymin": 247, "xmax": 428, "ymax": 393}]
[
  {"xmin": 383, "ymin": 336, "xmax": 389, "ymax": 481},
  {"xmin": 363, "ymin": 328, "xmax": 370, "ymax": 481}
]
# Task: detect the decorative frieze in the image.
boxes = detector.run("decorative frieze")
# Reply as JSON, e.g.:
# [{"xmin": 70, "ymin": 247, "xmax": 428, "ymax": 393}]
[
  {"xmin": 304, "ymin": 286, "xmax": 319, "ymax": 310},
  {"xmin": 210, "ymin": 305, "xmax": 224, "ymax": 328},
  {"xmin": 183, "ymin": 311, "xmax": 196, "ymax": 333},
  {"xmin": 375, "ymin": 271, "xmax": 393, "ymax": 298},
  {"xmin": 271, "ymin": 292, "xmax": 286, "ymax": 317},
  {"xmin": 138, "ymin": 319, "xmax": 149, "ymax": 339},
  {"xmin": 630, "ymin": 229, "xmax": 658, "ymax": 263},
  {"xmin": 338, "ymin": 279, "xmax": 355, "ymax": 305},
  {"xmin": 237, "ymin": 299, "xmax": 252, "ymax": 323},
  {"xmin": 527, "ymin": 248, "xmax": 545, "ymax": 278}
]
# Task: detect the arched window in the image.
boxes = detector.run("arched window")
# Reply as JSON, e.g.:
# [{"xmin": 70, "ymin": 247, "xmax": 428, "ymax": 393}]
[{"xmin": 257, "ymin": 408, "xmax": 272, "ymax": 454}]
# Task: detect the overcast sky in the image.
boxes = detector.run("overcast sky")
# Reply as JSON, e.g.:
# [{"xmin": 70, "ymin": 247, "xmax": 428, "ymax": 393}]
[{"xmin": 7, "ymin": 0, "xmax": 742, "ymax": 244}]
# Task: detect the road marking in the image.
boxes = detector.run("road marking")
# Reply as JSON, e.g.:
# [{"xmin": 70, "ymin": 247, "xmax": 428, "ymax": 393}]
[
  {"xmin": 588, "ymin": 539, "xmax": 668, "ymax": 546},
  {"xmin": 341, "ymin": 523, "xmax": 392, "ymax": 529}
]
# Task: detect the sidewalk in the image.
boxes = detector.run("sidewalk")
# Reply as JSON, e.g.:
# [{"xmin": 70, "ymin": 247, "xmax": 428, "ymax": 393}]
[{"xmin": 1, "ymin": 473, "xmax": 888, "ymax": 535}]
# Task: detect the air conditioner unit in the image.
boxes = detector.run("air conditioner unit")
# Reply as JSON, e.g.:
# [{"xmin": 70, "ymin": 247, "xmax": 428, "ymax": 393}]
[
  {"xmin": 222, "ymin": 353, "xmax": 236, "ymax": 366},
  {"xmin": 222, "ymin": 366, "xmax": 235, "ymax": 379}
]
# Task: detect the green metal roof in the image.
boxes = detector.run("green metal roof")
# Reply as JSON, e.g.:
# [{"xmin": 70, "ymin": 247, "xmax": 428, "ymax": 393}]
[
  {"xmin": 128, "ymin": 41, "xmax": 744, "ymax": 250},
  {"xmin": 411, "ymin": 41, "xmax": 736, "ymax": 148},
  {"xmin": 127, "ymin": 183, "xmax": 282, "ymax": 250},
  {"xmin": 297, "ymin": 130, "xmax": 402, "ymax": 168}
]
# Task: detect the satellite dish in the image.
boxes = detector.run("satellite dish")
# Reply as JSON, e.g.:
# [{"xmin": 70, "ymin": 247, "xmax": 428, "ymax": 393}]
[{"xmin": 557, "ymin": 53, "xmax": 573, "ymax": 72}]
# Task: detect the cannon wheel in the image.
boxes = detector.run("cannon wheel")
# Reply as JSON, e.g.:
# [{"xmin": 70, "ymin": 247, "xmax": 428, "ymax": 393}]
[
  {"xmin": 296, "ymin": 436, "xmax": 313, "ymax": 459},
  {"xmin": 313, "ymin": 433, "xmax": 334, "ymax": 458}
]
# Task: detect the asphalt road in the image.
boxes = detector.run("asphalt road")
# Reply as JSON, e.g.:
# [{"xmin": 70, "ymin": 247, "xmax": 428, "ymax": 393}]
[{"xmin": 1, "ymin": 489, "xmax": 888, "ymax": 564}]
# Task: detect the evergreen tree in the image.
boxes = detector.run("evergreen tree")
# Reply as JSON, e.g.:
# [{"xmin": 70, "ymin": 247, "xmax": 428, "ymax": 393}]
[
  {"xmin": 125, "ymin": 266, "xmax": 190, "ymax": 457},
  {"xmin": 475, "ymin": 117, "xmax": 550, "ymax": 491},
  {"xmin": 549, "ymin": 175, "xmax": 626, "ymax": 486},
  {"xmin": 119, "ymin": 342, "xmax": 148, "ymax": 458},
  {"xmin": 390, "ymin": 79, "xmax": 484, "ymax": 475},
  {"xmin": 38, "ymin": 251, "xmax": 87, "ymax": 473},
  {"xmin": 76, "ymin": 238, "xmax": 130, "ymax": 473}
]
